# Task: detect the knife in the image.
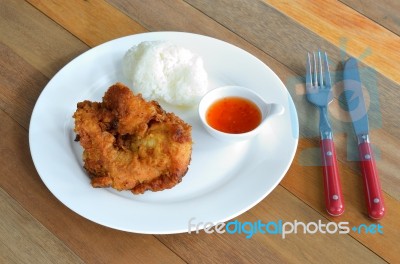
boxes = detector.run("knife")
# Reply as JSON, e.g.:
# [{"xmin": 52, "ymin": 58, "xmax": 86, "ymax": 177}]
[{"xmin": 343, "ymin": 58, "xmax": 385, "ymax": 220}]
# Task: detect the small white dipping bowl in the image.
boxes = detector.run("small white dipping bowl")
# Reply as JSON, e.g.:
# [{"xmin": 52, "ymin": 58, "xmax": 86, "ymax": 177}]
[{"xmin": 198, "ymin": 85, "xmax": 284, "ymax": 142}]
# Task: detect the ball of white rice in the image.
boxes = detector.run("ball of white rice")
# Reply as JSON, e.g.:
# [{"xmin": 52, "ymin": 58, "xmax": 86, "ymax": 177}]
[{"xmin": 123, "ymin": 41, "xmax": 208, "ymax": 106}]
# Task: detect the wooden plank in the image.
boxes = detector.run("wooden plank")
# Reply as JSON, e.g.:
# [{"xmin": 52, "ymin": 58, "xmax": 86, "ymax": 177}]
[
  {"xmin": 262, "ymin": 0, "xmax": 400, "ymax": 84},
  {"xmin": 157, "ymin": 186, "xmax": 386, "ymax": 264},
  {"xmin": 0, "ymin": 109, "xmax": 185, "ymax": 264},
  {"xmin": 340, "ymin": 0, "xmax": 400, "ymax": 35},
  {"xmin": 0, "ymin": 0, "xmax": 88, "ymax": 78},
  {"xmin": 0, "ymin": 188, "xmax": 84, "ymax": 264},
  {"xmin": 27, "ymin": 0, "xmax": 148, "ymax": 47},
  {"xmin": 0, "ymin": 42, "xmax": 48, "ymax": 129},
  {"xmin": 107, "ymin": 0, "xmax": 231, "ymax": 37}
]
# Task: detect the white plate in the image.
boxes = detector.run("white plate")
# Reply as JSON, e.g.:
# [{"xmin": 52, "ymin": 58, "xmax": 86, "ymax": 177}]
[{"xmin": 29, "ymin": 32, "xmax": 299, "ymax": 234}]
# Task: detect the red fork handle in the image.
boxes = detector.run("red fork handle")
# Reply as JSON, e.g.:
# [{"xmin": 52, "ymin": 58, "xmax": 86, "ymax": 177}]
[
  {"xmin": 358, "ymin": 142, "xmax": 385, "ymax": 220},
  {"xmin": 320, "ymin": 139, "xmax": 345, "ymax": 216}
]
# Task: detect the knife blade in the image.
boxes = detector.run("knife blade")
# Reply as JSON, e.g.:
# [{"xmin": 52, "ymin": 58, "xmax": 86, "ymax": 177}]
[{"xmin": 343, "ymin": 58, "xmax": 385, "ymax": 220}]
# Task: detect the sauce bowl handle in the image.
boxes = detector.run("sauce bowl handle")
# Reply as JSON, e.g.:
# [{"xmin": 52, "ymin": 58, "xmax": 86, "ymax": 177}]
[{"xmin": 267, "ymin": 103, "xmax": 284, "ymax": 118}]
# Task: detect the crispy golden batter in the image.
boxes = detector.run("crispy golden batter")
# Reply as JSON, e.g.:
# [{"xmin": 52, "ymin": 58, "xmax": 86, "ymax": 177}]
[{"xmin": 73, "ymin": 83, "xmax": 192, "ymax": 194}]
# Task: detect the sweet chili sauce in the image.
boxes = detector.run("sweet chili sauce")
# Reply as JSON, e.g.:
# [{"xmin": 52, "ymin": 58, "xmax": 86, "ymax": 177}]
[{"xmin": 206, "ymin": 96, "xmax": 262, "ymax": 134}]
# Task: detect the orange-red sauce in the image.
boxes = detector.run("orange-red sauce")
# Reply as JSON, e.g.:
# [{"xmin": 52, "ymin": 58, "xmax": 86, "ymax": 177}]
[{"xmin": 206, "ymin": 97, "xmax": 262, "ymax": 134}]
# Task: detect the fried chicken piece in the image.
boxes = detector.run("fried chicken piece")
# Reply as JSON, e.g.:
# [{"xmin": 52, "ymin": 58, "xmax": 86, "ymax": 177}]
[{"xmin": 73, "ymin": 83, "xmax": 192, "ymax": 194}]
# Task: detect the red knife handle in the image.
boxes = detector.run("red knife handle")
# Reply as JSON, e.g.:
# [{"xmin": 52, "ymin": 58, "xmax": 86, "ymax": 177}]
[
  {"xmin": 321, "ymin": 139, "xmax": 345, "ymax": 216},
  {"xmin": 358, "ymin": 142, "xmax": 385, "ymax": 220}
]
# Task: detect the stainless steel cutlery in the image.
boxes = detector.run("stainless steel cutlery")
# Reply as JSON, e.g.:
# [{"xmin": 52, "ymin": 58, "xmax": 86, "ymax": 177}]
[
  {"xmin": 343, "ymin": 58, "xmax": 385, "ymax": 220},
  {"xmin": 306, "ymin": 52, "xmax": 385, "ymax": 219},
  {"xmin": 306, "ymin": 51, "xmax": 345, "ymax": 216}
]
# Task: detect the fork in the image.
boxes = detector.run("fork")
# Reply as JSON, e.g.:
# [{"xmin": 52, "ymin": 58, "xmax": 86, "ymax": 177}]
[{"xmin": 306, "ymin": 51, "xmax": 345, "ymax": 216}]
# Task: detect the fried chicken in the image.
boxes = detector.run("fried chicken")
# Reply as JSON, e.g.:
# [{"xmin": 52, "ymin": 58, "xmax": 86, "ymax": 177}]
[{"xmin": 73, "ymin": 83, "xmax": 192, "ymax": 194}]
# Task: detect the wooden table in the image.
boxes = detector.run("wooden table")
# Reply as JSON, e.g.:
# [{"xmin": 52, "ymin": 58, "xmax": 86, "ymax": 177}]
[{"xmin": 1, "ymin": 1, "xmax": 399, "ymax": 263}]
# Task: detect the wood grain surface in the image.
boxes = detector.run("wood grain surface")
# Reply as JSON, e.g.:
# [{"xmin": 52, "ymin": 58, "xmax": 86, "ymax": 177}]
[{"xmin": 1, "ymin": 0, "xmax": 399, "ymax": 263}]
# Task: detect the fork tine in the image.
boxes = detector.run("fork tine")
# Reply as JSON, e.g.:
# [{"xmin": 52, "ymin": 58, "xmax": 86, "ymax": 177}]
[
  {"xmin": 306, "ymin": 52, "xmax": 312, "ymax": 89},
  {"xmin": 318, "ymin": 50, "xmax": 324, "ymax": 87},
  {"xmin": 313, "ymin": 52, "xmax": 317, "ymax": 87},
  {"xmin": 323, "ymin": 51, "xmax": 332, "ymax": 88}
]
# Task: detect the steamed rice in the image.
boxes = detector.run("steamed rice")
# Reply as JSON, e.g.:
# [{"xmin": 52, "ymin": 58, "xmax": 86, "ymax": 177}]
[{"xmin": 123, "ymin": 41, "xmax": 208, "ymax": 106}]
